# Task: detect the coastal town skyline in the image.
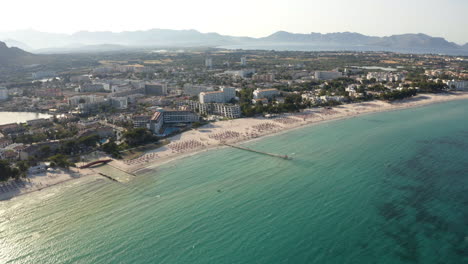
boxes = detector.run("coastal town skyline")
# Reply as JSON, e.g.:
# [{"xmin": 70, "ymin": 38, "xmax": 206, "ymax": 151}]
[{"xmin": 1, "ymin": 1, "xmax": 468, "ymax": 262}]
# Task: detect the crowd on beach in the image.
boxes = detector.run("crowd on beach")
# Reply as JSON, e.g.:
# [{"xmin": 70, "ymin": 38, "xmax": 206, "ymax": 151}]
[
  {"xmin": 168, "ymin": 139, "xmax": 205, "ymax": 153},
  {"xmin": 252, "ymin": 122, "xmax": 280, "ymax": 132},
  {"xmin": 273, "ymin": 117, "xmax": 301, "ymax": 125},
  {"xmin": 208, "ymin": 130, "xmax": 242, "ymax": 141},
  {"xmin": 124, "ymin": 152, "xmax": 160, "ymax": 165}
]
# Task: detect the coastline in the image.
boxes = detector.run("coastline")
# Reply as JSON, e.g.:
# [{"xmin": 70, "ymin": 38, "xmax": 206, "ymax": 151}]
[
  {"xmin": 118, "ymin": 92, "xmax": 468, "ymax": 173},
  {"xmin": 2, "ymin": 92, "xmax": 468, "ymax": 201},
  {"xmin": 0, "ymin": 167, "xmax": 97, "ymax": 201}
]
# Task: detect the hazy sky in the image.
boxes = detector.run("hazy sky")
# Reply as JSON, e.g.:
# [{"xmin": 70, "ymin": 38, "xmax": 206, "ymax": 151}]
[{"xmin": 2, "ymin": 0, "xmax": 468, "ymax": 44}]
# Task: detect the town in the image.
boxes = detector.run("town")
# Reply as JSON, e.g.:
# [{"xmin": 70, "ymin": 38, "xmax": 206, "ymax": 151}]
[{"xmin": 1, "ymin": 49, "xmax": 468, "ymax": 184}]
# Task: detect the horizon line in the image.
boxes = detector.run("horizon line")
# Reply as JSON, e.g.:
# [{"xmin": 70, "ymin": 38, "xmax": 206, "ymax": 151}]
[{"xmin": 0, "ymin": 28, "xmax": 466, "ymax": 45}]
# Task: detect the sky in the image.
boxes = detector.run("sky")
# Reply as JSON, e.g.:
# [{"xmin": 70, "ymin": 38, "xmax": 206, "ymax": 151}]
[{"xmin": 1, "ymin": 0, "xmax": 468, "ymax": 44}]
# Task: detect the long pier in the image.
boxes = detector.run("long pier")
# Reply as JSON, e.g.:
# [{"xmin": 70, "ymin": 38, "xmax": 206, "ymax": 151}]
[
  {"xmin": 224, "ymin": 144, "xmax": 292, "ymax": 160},
  {"xmin": 98, "ymin": 173, "xmax": 119, "ymax": 182}
]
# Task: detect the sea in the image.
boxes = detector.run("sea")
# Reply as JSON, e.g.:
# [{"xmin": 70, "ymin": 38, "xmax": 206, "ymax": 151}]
[{"xmin": 1, "ymin": 100, "xmax": 467, "ymax": 264}]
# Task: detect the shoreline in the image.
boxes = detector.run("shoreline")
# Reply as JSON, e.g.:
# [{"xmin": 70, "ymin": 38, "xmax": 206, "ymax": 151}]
[
  {"xmin": 122, "ymin": 91, "xmax": 468, "ymax": 173},
  {"xmin": 0, "ymin": 167, "xmax": 98, "ymax": 201},
  {"xmin": 2, "ymin": 92, "xmax": 468, "ymax": 201}
]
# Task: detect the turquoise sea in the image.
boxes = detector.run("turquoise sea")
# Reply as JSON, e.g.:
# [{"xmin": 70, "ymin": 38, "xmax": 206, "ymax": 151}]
[{"xmin": 1, "ymin": 100, "xmax": 468, "ymax": 264}]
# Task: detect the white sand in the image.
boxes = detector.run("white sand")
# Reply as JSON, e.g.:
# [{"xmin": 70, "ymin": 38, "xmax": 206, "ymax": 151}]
[{"xmin": 0, "ymin": 167, "xmax": 96, "ymax": 201}]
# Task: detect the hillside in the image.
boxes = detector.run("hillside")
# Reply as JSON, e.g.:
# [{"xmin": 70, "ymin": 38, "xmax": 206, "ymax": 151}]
[{"xmin": 0, "ymin": 41, "xmax": 35, "ymax": 65}]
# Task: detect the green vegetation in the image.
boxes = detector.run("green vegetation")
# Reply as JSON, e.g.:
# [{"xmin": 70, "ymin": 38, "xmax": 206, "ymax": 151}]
[
  {"xmin": 0, "ymin": 160, "xmax": 30, "ymax": 182},
  {"xmin": 381, "ymin": 89, "xmax": 418, "ymax": 101},
  {"xmin": 123, "ymin": 128, "xmax": 159, "ymax": 147},
  {"xmin": 412, "ymin": 80, "xmax": 447, "ymax": 93},
  {"xmin": 102, "ymin": 139, "xmax": 121, "ymax": 158},
  {"xmin": 241, "ymin": 94, "xmax": 307, "ymax": 117},
  {"xmin": 49, "ymin": 154, "xmax": 75, "ymax": 169}
]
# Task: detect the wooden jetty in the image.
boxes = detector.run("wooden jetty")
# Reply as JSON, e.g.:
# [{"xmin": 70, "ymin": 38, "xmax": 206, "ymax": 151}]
[{"xmin": 224, "ymin": 144, "xmax": 292, "ymax": 160}]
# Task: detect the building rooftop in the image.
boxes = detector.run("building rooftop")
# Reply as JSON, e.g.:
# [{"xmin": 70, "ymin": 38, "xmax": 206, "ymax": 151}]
[{"xmin": 201, "ymin": 91, "xmax": 224, "ymax": 95}]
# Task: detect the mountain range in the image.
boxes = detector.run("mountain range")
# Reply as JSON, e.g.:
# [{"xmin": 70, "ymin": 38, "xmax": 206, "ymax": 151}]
[
  {"xmin": 1, "ymin": 29, "xmax": 468, "ymax": 55},
  {"xmin": 0, "ymin": 41, "xmax": 39, "ymax": 66}
]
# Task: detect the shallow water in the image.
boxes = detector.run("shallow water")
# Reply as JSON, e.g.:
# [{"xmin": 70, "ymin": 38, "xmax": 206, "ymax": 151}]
[{"xmin": 1, "ymin": 100, "xmax": 467, "ymax": 264}]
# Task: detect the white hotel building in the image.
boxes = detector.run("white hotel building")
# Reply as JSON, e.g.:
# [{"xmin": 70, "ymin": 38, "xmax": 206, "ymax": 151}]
[
  {"xmin": 447, "ymin": 80, "xmax": 468, "ymax": 91},
  {"xmin": 253, "ymin": 88, "xmax": 280, "ymax": 100},
  {"xmin": 199, "ymin": 87, "xmax": 236, "ymax": 104}
]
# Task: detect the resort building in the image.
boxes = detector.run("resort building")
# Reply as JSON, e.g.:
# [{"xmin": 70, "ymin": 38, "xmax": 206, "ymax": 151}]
[
  {"xmin": 447, "ymin": 80, "xmax": 468, "ymax": 91},
  {"xmin": 149, "ymin": 112, "xmax": 164, "ymax": 134},
  {"xmin": 199, "ymin": 91, "xmax": 225, "ymax": 104},
  {"xmin": 161, "ymin": 110, "xmax": 200, "ymax": 124},
  {"xmin": 253, "ymin": 88, "xmax": 280, "ymax": 100},
  {"xmin": 183, "ymin": 84, "xmax": 214, "ymax": 96},
  {"xmin": 183, "ymin": 100, "xmax": 241, "ymax": 119},
  {"xmin": 199, "ymin": 87, "xmax": 236, "ymax": 104},
  {"xmin": 133, "ymin": 115, "xmax": 151, "ymax": 129},
  {"xmin": 212, "ymin": 104, "xmax": 241, "ymax": 119},
  {"xmin": 252, "ymin": 73, "xmax": 275, "ymax": 82}
]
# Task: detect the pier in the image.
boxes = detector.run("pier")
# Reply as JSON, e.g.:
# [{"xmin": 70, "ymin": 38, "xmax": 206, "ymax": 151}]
[
  {"xmin": 106, "ymin": 163, "xmax": 136, "ymax": 177},
  {"xmin": 224, "ymin": 144, "xmax": 292, "ymax": 160},
  {"xmin": 98, "ymin": 173, "xmax": 119, "ymax": 182}
]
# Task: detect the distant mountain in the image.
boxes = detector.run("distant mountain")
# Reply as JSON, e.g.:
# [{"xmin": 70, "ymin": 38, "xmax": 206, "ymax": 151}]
[
  {"xmin": 0, "ymin": 41, "xmax": 37, "ymax": 65},
  {"xmin": 2, "ymin": 39, "xmax": 32, "ymax": 51},
  {"xmin": 1, "ymin": 29, "xmax": 467, "ymax": 55},
  {"xmin": 0, "ymin": 29, "xmax": 248, "ymax": 51},
  {"xmin": 260, "ymin": 32, "xmax": 461, "ymax": 51},
  {"xmin": 260, "ymin": 31, "xmax": 378, "ymax": 45},
  {"xmin": 368, "ymin": 33, "xmax": 459, "ymax": 49},
  {"xmin": 0, "ymin": 41, "xmax": 55, "ymax": 68}
]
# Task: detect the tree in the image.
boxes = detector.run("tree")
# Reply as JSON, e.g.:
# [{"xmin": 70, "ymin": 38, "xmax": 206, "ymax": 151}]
[
  {"xmin": 40, "ymin": 145, "xmax": 52, "ymax": 157},
  {"xmin": 123, "ymin": 128, "xmax": 158, "ymax": 147},
  {"xmin": 16, "ymin": 161, "xmax": 30, "ymax": 178},
  {"xmin": 0, "ymin": 160, "xmax": 20, "ymax": 181},
  {"xmin": 78, "ymin": 135, "xmax": 100, "ymax": 147},
  {"xmin": 49, "ymin": 154, "xmax": 75, "ymax": 169},
  {"xmin": 102, "ymin": 139, "xmax": 121, "ymax": 158}
]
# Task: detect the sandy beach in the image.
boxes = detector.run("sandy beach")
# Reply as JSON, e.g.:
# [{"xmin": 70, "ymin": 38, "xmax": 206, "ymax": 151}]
[
  {"xmin": 0, "ymin": 167, "xmax": 96, "ymax": 201},
  {"xmin": 112, "ymin": 92, "xmax": 468, "ymax": 173},
  {"xmin": 2, "ymin": 92, "xmax": 468, "ymax": 201}
]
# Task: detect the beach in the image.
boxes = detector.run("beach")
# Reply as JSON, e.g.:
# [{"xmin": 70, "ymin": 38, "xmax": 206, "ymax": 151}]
[
  {"xmin": 0, "ymin": 167, "xmax": 96, "ymax": 201},
  {"xmin": 111, "ymin": 92, "xmax": 468, "ymax": 173},
  {"xmin": 2, "ymin": 92, "xmax": 468, "ymax": 201}
]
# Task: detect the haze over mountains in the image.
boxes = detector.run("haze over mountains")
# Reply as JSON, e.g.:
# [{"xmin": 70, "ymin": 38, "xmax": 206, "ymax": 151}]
[{"xmin": 1, "ymin": 29, "xmax": 468, "ymax": 55}]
